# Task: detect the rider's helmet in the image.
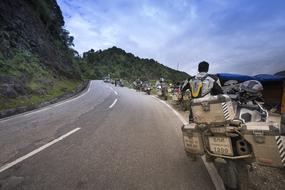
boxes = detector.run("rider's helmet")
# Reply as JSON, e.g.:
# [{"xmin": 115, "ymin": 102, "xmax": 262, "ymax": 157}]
[
  {"xmin": 240, "ymin": 80, "xmax": 263, "ymax": 93},
  {"xmin": 239, "ymin": 80, "xmax": 263, "ymax": 102}
]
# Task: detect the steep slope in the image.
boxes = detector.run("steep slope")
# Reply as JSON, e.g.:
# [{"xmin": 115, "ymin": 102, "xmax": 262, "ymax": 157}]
[
  {"xmin": 0, "ymin": 0, "xmax": 81, "ymax": 110},
  {"xmin": 79, "ymin": 47, "xmax": 190, "ymax": 82}
]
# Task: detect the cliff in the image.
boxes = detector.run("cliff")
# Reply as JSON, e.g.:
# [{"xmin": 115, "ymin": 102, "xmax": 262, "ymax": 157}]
[{"xmin": 0, "ymin": 0, "xmax": 81, "ymax": 110}]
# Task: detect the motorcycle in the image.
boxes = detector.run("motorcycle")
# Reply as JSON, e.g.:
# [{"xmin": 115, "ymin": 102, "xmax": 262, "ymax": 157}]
[
  {"xmin": 182, "ymin": 80, "xmax": 284, "ymax": 189},
  {"xmin": 133, "ymin": 80, "xmax": 143, "ymax": 91},
  {"xmin": 159, "ymin": 82, "xmax": 168, "ymax": 100},
  {"xmin": 142, "ymin": 82, "xmax": 152, "ymax": 95}
]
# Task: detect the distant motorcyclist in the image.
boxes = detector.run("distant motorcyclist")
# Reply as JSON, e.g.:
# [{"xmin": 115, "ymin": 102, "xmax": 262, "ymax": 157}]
[
  {"xmin": 158, "ymin": 78, "xmax": 168, "ymax": 100},
  {"xmin": 134, "ymin": 79, "xmax": 142, "ymax": 91},
  {"xmin": 182, "ymin": 61, "xmax": 223, "ymax": 121}
]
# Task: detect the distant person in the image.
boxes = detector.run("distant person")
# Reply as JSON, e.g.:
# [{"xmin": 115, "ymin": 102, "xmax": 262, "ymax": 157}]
[{"xmin": 182, "ymin": 61, "xmax": 223, "ymax": 122}]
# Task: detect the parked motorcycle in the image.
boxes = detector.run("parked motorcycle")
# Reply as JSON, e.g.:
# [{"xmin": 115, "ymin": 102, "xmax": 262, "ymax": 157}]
[
  {"xmin": 133, "ymin": 79, "xmax": 143, "ymax": 91},
  {"xmin": 142, "ymin": 82, "xmax": 152, "ymax": 95},
  {"xmin": 182, "ymin": 80, "xmax": 284, "ymax": 189},
  {"xmin": 161, "ymin": 83, "xmax": 168, "ymax": 100},
  {"xmin": 115, "ymin": 79, "xmax": 124, "ymax": 87}
]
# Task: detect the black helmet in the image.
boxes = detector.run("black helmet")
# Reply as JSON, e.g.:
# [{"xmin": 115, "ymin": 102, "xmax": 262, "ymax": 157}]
[{"xmin": 198, "ymin": 61, "xmax": 209, "ymax": 72}]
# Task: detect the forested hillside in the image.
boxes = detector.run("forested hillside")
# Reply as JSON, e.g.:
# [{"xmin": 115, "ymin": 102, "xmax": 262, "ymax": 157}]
[{"xmin": 78, "ymin": 47, "xmax": 190, "ymax": 82}]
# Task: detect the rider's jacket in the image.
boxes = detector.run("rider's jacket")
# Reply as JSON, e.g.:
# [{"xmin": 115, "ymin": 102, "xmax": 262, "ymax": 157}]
[{"xmin": 182, "ymin": 72, "xmax": 223, "ymax": 98}]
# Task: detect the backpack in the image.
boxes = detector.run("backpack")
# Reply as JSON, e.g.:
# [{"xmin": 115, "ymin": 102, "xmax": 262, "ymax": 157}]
[{"xmin": 189, "ymin": 73, "xmax": 215, "ymax": 98}]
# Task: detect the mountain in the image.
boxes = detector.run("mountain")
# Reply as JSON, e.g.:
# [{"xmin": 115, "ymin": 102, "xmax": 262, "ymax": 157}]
[{"xmin": 78, "ymin": 47, "xmax": 190, "ymax": 82}]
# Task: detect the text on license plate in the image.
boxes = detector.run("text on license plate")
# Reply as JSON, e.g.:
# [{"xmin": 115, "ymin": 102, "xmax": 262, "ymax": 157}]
[
  {"xmin": 183, "ymin": 136, "xmax": 201, "ymax": 152},
  {"xmin": 208, "ymin": 137, "xmax": 233, "ymax": 156}
]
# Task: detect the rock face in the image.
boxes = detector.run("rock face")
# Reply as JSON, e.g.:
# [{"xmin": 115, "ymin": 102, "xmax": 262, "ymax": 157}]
[
  {"xmin": 0, "ymin": 0, "xmax": 80, "ymax": 99},
  {"xmin": 0, "ymin": 0, "xmax": 76, "ymax": 75},
  {"xmin": 0, "ymin": 76, "xmax": 26, "ymax": 98}
]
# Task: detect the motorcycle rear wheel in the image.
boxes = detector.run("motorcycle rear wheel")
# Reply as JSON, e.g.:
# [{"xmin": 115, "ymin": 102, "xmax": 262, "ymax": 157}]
[{"xmin": 215, "ymin": 160, "xmax": 249, "ymax": 190}]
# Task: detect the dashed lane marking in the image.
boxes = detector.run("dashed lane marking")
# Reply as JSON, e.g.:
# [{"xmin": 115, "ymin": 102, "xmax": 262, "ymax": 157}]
[
  {"xmin": 108, "ymin": 86, "xmax": 118, "ymax": 95},
  {"xmin": 109, "ymin": 99, "xmax": 118, "ymax": 109},
  {"xmin": 0, "ymin": 127, "xmax": 81, "ymax": 173}
]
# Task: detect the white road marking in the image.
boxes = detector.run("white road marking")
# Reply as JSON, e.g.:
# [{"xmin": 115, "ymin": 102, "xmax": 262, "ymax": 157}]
[
  {"xmin": 151, "ymin": 96, "xmax": 187, "ymax": 125},
  {"xmin": 52, "ymin": 82, "xmax": 92, "ymax": 107},
  {"xmin": 108, "ymin": 86, "xmax": 118, "ymax": 95},
  {"xmin": 0, "ymin": 127, "xmax": 81, "ymax": 173},
  {"xmin": 0, "ymin": 82, "xmax": 92, "ymax": 123},
  {"xmin": 152, "ymin": 95, "xmax": 225, "ymax": 190},
  {"xmin": 109, "ymin": 99, "xmax": 118, "ymax": 109},
  {"xmin": 23, "ymin": 107, "xmax": 51, "ymax": 116}
]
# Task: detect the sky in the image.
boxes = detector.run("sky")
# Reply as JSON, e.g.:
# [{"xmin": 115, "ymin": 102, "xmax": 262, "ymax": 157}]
[{"xmin": 57, "ymin": 0, "xmax": 285, "ymax": 75}]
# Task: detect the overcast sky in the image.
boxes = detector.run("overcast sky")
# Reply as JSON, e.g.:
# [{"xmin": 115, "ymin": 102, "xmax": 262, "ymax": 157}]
[{"xmin": 57, "ymin": 0, "xmax": 285, "ymax": 75}]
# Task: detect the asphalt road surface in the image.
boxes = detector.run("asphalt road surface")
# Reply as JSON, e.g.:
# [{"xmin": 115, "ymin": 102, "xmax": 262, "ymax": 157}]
[{"xmin": 0, "ymin": 80, "xmax": 214, "ymax": 190}]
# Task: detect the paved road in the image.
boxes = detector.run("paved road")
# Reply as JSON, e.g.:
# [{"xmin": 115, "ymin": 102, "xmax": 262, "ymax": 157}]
[{"xmin": 0, "ymin": 81, "xmax": 214, "ymax": 190}]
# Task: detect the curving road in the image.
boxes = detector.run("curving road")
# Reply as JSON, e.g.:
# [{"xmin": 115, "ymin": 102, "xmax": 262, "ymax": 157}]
[{"xmin": 0, "ymin": 80, "xmax": 214, "ymax": 190}]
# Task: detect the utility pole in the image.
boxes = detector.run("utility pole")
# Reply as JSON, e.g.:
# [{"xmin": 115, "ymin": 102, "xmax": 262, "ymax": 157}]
[{"xmin": 177, "ymin": 62, "xmax": 180, "ymax": 71}]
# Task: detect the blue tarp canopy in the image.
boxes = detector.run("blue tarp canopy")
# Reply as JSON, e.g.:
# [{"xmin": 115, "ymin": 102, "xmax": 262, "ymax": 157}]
[
  {"xmin": 217, "ymin": 73, "xmax": 285, "ymax": 83},
  {"xmin": 254, "ymin": 74, "xmax": 285, "ymax": 82},
  {"xmin": 216, "ymin": 73, "xmax": 254, "ymax": 83}
]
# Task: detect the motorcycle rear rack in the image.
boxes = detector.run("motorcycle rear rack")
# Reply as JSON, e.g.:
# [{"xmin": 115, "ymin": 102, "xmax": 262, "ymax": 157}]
[
  {"xmin": 202, "ymin": 128, "xmax": 253, "ymax": 160},
  {"xmin": 205, "ymin": 148, "xmax": 253, "ymax": 160}
]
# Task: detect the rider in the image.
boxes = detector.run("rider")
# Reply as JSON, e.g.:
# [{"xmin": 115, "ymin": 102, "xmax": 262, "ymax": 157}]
[{"xmin": 182, "ymin": 61, "xmax": 223, "ymax": 122}]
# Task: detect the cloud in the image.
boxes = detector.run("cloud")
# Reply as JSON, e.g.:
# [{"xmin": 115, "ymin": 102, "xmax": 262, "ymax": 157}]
[{"xmin": 57, "ymin": 0, "xmax": 285, "ymax": 75}]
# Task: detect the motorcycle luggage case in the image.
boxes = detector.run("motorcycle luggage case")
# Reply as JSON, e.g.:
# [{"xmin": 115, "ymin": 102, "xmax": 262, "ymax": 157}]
[
  {"xmin": 181, "ymin": 123, "xmax": 205, "ymax": 155},
  {"xmin": 191, "ymin": 95, "xmax": 235, "ymax": 125},
  {"xmin": 243, "ymin": 122, "xmax": 285, "ymax": 168}
]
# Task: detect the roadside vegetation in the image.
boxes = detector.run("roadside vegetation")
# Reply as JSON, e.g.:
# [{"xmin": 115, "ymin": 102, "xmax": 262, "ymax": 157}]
[
  {"xmin": 0, "ymin": 79, "xmax": 80, "ymax": 110},
  {"xmin": 0, "ymin": 50, "xmax": 81, "ymax": 110}
]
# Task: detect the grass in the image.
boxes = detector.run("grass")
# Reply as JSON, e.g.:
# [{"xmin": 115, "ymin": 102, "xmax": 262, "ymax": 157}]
[
  {"xmin": 150, "ymin": 89, "xmax": 157, "ymax": 95},
  {"xmin": 0, "ymin": 50, "xmax": 83, "ymax": 111},
  {"xmin": 0, "ymin": 79, "xmax": 81, "ymax": 111},
  {"xmin": 0, "ymin": 51, "xmax": 49, "ymax": 78}
]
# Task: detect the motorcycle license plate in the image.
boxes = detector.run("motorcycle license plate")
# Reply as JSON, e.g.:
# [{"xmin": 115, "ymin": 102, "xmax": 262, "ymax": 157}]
[
  {"xmin": 208, "ymin": 137, "xmax": 233, "ymax": 156},
  {"xmin": 183, "ymin": 136, "xmax": 202, "ymax": 152}
]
